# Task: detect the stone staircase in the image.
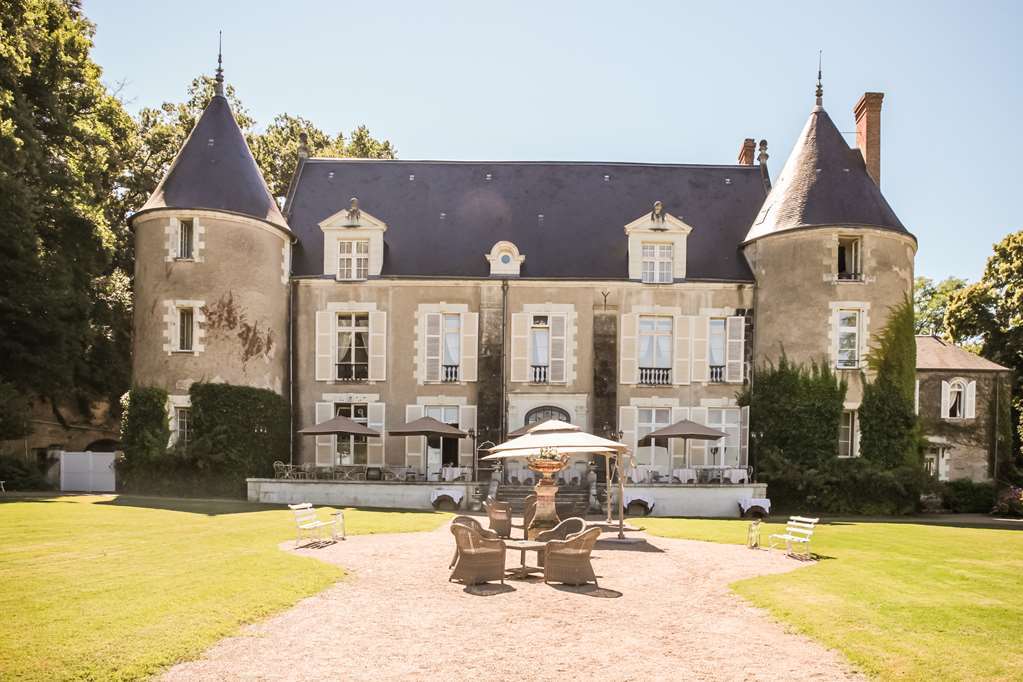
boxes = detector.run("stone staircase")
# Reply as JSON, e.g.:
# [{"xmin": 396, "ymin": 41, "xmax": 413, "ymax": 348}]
[{"xmin": 495, "ymin": 484, "xmax": 592, "ymax": 517}]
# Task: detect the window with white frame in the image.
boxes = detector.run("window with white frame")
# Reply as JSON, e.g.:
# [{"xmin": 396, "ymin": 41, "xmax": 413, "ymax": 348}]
[
  {"xmin": 638, "ymin": 316, "xmax": 672, "ymax": 385},
  {"xmin": 838, "ymin": 410, "xmax": 858, "ymax": 458},
  {"xmin": 641, "ymin": 243, "xmax": 673, "ymax": 284},
  {"xmin": 336, "ymin": 313, "xmax": 369, "ymax": 381},
  {"xmin": 836, "ymin": 309, "xmax": 861, "ymax": 369},
  {"xmin": 636, "ymin": 407, "xmax": 671, "ymax": 467},
  {"xmin": 177, "ymin": 307, "xmax": 194, "ymax": 352},
  {"xmin": 334, "ymin": 402, "xmax": 368, "ymax": 465},
  {"xmin": 174, "ymin": 407, "xmax": 191, "ymax": 447},
  {"xmin": 441, "ymin": 314, "xmax": 461, "ymax": 382},
  {"xmin": 177, "ymin": 218, "xmax": 194, "ymax": 259},
  {"xmin": 837, "ymin": 236, "xmax": 862, "ymax": 280},
  {"xmin": 530, "ymin": 315, "xmax": 550, "ymax": 383},
  {"xmin": 425, "ymin": 405, "xmax": 460, "ymax": 468},
  {"xmin": 948, "ymin": 379, "xmax": 966, "ymax": 419},
  {"xmin": 338, "ymin": 239, "xmax": 369, "ymax": 280},
  {"xmin": 706, "ymin": 408, "xmax": 741, "ymax": 466},
  {"xmin": 709, "ymin": 318, "xmax": 726, "ymax": 382}
]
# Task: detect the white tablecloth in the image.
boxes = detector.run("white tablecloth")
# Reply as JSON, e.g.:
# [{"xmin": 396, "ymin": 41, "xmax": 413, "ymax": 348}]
[
  {"xmin": 431, "ymin": 488, "xmax": 465, "ymax": 505},
  {"xmin": 624, "ymin": 492, "xmax": 655, "ymax": 507},
  {"xmin": 739, "ymin": 497, "xmax": 770, "ymax": 514},
  {"xmin": 631, "ymin": 464, "xmax": 653, "ymax": 483},
  {"xmin": 725, "ymin": 468, "xmax": 749, "ymax": 484},
  {"xmin": 441, "ymin": 466, "xmax": 468, "ymax": 482}
]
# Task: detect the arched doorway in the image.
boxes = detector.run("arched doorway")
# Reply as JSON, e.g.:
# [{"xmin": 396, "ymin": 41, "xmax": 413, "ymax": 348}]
[{"xmin": 524, "ymin": 405, "xmax": 570, "ymax": 426}]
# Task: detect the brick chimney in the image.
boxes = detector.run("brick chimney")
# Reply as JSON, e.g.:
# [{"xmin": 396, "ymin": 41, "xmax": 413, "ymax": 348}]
[
  {"xmin": 737, "ymin": 138, "xmax": 756, "ymax": 165},
  {"xmin": 854, "ymin": 92, "xmax": 884, "ymax": 186}
]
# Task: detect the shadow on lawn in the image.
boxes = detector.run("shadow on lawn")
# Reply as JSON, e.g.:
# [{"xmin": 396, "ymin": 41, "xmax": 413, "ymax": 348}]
[
  {"xmin": 594, "ymin": 538, "xmax": 665, "ymax": 553},
  {"xmin": 89, "ymin": 495, "xmax": 445, "ymax": 518},
  {"xmin": 811, "ymin": 514, "xmax": 1023, "ymax": 532}
]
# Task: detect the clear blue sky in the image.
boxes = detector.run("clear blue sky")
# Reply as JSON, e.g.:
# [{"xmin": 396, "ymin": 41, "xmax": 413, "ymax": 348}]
[{"xmin": 86, "ymin": 0, "xmax": 1021, "ymax": 282}]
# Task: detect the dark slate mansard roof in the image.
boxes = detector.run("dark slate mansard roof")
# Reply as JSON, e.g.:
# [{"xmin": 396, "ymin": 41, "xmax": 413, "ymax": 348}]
[
  {"xmin": 286, "ymin": 160, "xmax": 768, "ymax": 280},
  {"xmin": 131, "ymin": 95, "xmax": 289, "ymax": 232},
  {"xmin": 744, "ymin": 104, "xmax": 911, "ymax": 243}
]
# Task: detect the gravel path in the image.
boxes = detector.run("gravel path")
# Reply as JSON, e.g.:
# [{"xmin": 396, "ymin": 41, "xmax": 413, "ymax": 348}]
[{"xmin": 162, "ymin": 520, "xmax": 860, "ymax": 681}]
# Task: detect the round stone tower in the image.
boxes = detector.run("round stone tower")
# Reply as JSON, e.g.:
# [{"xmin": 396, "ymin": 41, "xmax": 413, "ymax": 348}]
[
  {"xmin": 129, "ymin": 66, "xmax": 293, "ymax": 401},
  {"xmin": 742, "ymin": 90, "xmax": 916, "ymax": 408}
]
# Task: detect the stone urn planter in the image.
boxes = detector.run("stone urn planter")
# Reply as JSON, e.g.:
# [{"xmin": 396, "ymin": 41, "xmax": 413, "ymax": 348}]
[{"xmin": 525, "ymin": 449, "xmax": 569, "ymax": 538}]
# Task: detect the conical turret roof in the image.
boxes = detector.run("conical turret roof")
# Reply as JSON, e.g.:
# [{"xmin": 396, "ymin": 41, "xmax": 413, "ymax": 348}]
[
  {"xmin": 133, "ymin": 94, "xmax": 289, "ymax": 232},
  {"xmin": 744, "ymin": 105, "xmax": 910, "ymax": 244}
]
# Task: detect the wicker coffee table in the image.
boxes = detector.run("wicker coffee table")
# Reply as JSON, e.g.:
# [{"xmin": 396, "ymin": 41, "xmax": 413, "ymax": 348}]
[{"xmin": 503, "ymin": 539, "xmax": 545, "ymax": 579}]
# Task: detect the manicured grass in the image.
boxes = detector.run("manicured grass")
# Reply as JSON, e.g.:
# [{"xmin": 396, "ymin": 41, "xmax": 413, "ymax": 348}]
[
  {"xmin": 0, "ymin": 495, "xmax": 449, "ymax": 681},
  {"xmin": 643, "ymin": 517, "xmax": 1023, "ymax": 680}
]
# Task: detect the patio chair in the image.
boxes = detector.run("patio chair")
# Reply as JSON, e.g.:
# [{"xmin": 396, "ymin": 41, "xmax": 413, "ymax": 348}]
[
  {"xmin": 512, "ymin": 494, "xmax": 538, "ymax": 539},
  {"xmin": 449, "ymin": 523, "xmax": 506, "ymax": 585},
  {"xmin": 484, "ymin": 498, "xmax": 512, "ymax": 538},
  {"xmin": 535, "ymin": 517, "xmax": 586, "ymax": 567},
  {"xmin": 543, "ymin": 526, "xmax": 601, "ymax": 587},
  {"xmin": 449, "ymin": 516, "xmax": 501, "ymax": 568}
]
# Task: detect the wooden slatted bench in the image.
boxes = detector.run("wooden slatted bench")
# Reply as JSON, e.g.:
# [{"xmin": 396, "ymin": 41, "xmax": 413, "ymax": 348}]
[
  {"xmin": 768, "ymin": 516, "xmax": 819, "ymax": 559},
  {"xmin": 288, "ymin": 503, "xmax": 345, "ymax": 547}
]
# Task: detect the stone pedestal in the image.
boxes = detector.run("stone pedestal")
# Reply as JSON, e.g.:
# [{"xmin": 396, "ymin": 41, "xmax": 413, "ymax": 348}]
[{"xmin": 527, "ymin": 481, "xmax": 561, "ymax": 539}]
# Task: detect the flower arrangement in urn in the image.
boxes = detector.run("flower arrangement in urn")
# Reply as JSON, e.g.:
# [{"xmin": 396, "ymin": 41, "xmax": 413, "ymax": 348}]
[{"xmin": 526, "ymin": 447, "xmax": 569, "ymax": 483}]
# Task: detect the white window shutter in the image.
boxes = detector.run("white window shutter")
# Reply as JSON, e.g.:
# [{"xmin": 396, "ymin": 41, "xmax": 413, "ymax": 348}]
[
  {"xmin": 940, "ymin": 380, "xmax": 950, "ymax": 418},
  {"xmin": 315, "ymin": 311, "xmax": 333, "ymax": 381},
  {"xmin": 510, "ymin": 312, "xmax": 529, "ymax": 382},
  {"xmin": 619, "ymin": 406, "xmax": 638, "ymax": 457},
  {"xmin": 726, "ymin": 316, "xmax": 745, "ymax": 383},
  {"xmin": 831, "ymin": 309, "xmax": 841, "ymax": 367},
  {"xmin": 915, "ymin": 380, "xmax": 920, "ymax": 415},
  {"xmin": 549, "ymin": 314, "xmax": 567, "ymax": 383},
  {"xmin": 965, "ymin": 380, "xmax": 977, "ymax": 419},
  {"xmin": 673, "ymin": 315, "xmax": 691, "ymax": 385},
  {"xmin": 366, "ymin": 402, "xmax": 386, "ymax": 466},
  {"xmin": 620, "ymin": 314, "xmax": 638, "ymax": 385},
  {"xmin": 740, "ymin": 406, "xmax": 750, "ymax": 467},
  {"xmin": 691, "ymin": 316, "xmax": 709, "ymax": 383},
  {"xmin": 404, "ymin": 405, "xmax": 425, "ymax": 469},
  {"xmin": 424, "ymin": 313, "xmax": 441, "ymax": 383},
  {"xmin": 689, "ymin": 407, "xmax": 709, "ymax": 465},
  {"xmin": 458, "ymin": 405, "xmax": 477, "ymax": 467},
  {"xmin": 169, "ymin": 307, "xmax": 180, "ymax": 352},
  {"xmin": 315, "ymin": 401, "xmax": 335, "ymax": 465},
  {"xmin": 460, "ymin": 312, "xmax": 478, "ymax": 382},
  {"xmin": 368, "ymin": 311, "xmax": 387, "ymax": 381},
  {"xmin": 670, "ymin": 406, "xmax": 689, "ymax": 466}
]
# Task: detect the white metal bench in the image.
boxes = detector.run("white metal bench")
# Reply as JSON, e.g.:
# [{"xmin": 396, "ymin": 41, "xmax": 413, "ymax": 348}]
[
  {"xmin": 769, "ymin": 516, "xmax": 819, "ymax": 559},
  {"xmin": 288, "ymin": 503, "xmax": 345, "ymax": 547}
]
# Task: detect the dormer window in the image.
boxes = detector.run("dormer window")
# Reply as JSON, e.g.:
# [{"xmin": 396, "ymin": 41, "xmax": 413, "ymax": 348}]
[
  {"xmin": 338, "ymin": 240, "xmax": 369, "ymax": 280},
  {"xmin": 641, "ymin": 243, "xmax": 673, "ymax": 283},
  {"xmin": 838, "ymin": 236, "xmax": 862, "ymax": 280},
  {"xmin": 485, "ymin": 241, "xmax": 525, "ymax": 277}
]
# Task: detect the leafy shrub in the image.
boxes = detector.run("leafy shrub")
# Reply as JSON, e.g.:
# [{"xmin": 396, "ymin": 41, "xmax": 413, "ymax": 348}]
[
  {"xmin": 0, "ymin": 455, "xmax": 53, "ymax": 491},
  {"xmin": 992, "ymin": 486, "xmax": 1023, "ymax": 517},
  {"xmin": 120, "ymin": 386, "xmax": 170, "ymax": 465},
  {"xmin": 941, "ymin": 479, "xmax": 996, "ymax": 513}
]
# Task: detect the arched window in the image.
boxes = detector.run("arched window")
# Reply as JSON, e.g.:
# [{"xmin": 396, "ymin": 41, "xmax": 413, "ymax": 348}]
[
  {"xmin": 948, "ymin": 379, "xmax": 967, "ymax": 418},
  {"xmin": 524, "ymin": 405, "xmax": 570, "ymax": 426}
]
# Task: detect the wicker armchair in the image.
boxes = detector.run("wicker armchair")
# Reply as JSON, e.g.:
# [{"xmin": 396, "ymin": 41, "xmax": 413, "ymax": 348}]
[
  {"xmin": 449, "ymin": 516, "xmax": 501, "ymax": 568},
  {"xmin": 511, "ymin": 494, "xmax": 538, "ymax": 539},
  {"xmin": 535, "ymin": 517, "xmax": 586, "ymax": 567},
  {"xmin": 543, "ymin": 526, "xmax": 601, "ymax": 587},
  {"xmin": 484, "ymin": 498, "xmax": 512, "ymax": 538},
  {"xmin": 449, "ymin": 523, "xmax": 506, "ymax": 585}
]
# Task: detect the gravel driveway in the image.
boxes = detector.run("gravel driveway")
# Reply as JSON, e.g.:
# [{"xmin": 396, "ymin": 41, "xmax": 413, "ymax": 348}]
[{"xmin": 162, "ymin": 519, "xmax": 860, "ymax": 681}]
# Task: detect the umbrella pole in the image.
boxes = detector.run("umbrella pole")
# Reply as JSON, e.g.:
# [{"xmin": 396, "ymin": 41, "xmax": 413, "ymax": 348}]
[
  {"xmin": 604, "ymin": 455, "xmax": 612, "ymax": 524},
  {"xmin": 617, "ymin": 453, "xmax": 626, "ymax": 540}
]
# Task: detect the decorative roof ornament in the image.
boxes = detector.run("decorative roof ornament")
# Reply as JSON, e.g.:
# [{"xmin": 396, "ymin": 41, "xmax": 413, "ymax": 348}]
[
  {"xmin": 214, "ymin": 31, "xmax": 225, "ymax": 97},
  {"xmin": 650, "ymin": 200, "xmax": 667, "ymax": 228},
  {"xmin": 345, "ymin": 197, "xmax": 361, "ymax": 224},
  {"xmin": 815, "ymin": 50, "xmax": 823, "ymax": 107},
  {"xmin": 757, "ymin": 139, "xmax": 769, "ymax": 165},
  {"xmin": 297, "ymin": 132, "xmax": 309, "ymax": 160}
]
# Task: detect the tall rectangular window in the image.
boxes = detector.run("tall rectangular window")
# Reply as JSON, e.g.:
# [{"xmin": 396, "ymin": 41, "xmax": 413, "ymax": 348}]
[
  {"xmin": 706, "ymin": 408, "xmax": 741, "ymax": 466},
  {"xmin": 530, "ymin": 315, "xmax": 550, "ymax": 383},
  {"xmin": 709, "ymin": 318, "xmax": 726, "ymax": 382},
  {"xmin": 641, "ymin": 243, "xmax": 673, "ymax": 283},
  {"xmin": 425, "ymin": 405, "xmax": 460, "ymax": 468},
  {"xmin": 338, "ymin": 240, "xmax": 369, "ymax": 280},
  {"xmin": 636, "ymin": 407, "xmax": 671, "ymax": 467},
  {"xmin": 837, "ymin": 236, "xmax": 862, "ymax": 280},
  {"xmin": 441, "ymin": 314, "xmax": 460, "ymax": 382},
  {"xmin": 335, "ymin": 402, "xmax": 368, "ymax": 465},
  {"xmin": 177, "ymin": 219, "xmax": 194, "ymax": 259},
  {"xmin": 638, "ymin": 316, "xmax": 672, "ymax": 385},
  {"xmin": 178, "ymin": 308, "xmax": 194, "ymax": 351},
  {"xmin": 836, "ymin": 310, "xmax": 860, "ymax": 369},
  {"xmin": 174, "ymin": 407, "xmax": 191, "ymax": 446},
  {"xmin": 838, "ymin": 410, "xmax": 857, "ymax": 458},
  {"xmin": 336, "ymin": 313, "xmax": 369, "ymax": 381}
]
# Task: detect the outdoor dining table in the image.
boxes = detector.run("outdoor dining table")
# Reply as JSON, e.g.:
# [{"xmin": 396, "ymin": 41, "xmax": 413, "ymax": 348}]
[{"xmin": 503, "ymin": 539, "xmax": 546, "ymax": 579}]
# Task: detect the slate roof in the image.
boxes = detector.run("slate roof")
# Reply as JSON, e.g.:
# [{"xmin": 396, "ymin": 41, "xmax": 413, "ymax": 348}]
[
  {"xmin": 132, "ymin": 95, "xmax": 289, "ymax": 232},
  {"xmin": 287, "ymin": 160, "xmax": 768, "ymax": 280},
  {"xmin": 744, "ymin": 105, "xmax": 911, "ymax": 243},
  {"xmin": 916, "ymin": 336, "xmax": 1009, "ymax": 372}
]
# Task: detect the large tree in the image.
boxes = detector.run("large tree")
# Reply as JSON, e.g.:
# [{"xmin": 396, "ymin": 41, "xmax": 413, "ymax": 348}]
[
  {"xmin": 914, "ymin": 276, "xmax": 967, "ymax": 339},
  {"xmin": 0, "ymin": 0, "xmax": 135, "ymax": 431}
]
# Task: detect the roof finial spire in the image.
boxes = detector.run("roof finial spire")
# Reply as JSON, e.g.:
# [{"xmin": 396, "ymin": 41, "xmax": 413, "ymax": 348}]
[
  {"xmin": 214, "ymin": 31, "xmax": 225, "ymax": 97},
  {"xmin": 815, "ymin": 50, "xmax": 823, "ymax": 107}
]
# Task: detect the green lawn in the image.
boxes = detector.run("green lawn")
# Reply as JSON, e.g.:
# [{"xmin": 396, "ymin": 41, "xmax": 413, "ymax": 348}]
[
  {"xmin": 643, "ymin": 517, "xmax": 1023, "ymax": 680},
  {"xmin": 0, "ymin": 495, "xmax": 448, "ymax": 681}
]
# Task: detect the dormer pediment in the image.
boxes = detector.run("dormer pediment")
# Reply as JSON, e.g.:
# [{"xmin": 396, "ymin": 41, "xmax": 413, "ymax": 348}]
[
  {"xmin": 319, "ymin": 198, "xmax": 387, "ymax": 232},
  {"xmin": 624, "ymin": 208, "xmax": 693, "ymax": 236},
  {"xmin": 318, "ymin": 197, "xmax": 386, "ymax": 278}
]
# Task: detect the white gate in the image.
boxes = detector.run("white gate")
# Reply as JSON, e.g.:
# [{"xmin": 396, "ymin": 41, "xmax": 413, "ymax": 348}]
[{"xmin": 60, "ymin": 451, "xmax": 117, "ymax": 492}]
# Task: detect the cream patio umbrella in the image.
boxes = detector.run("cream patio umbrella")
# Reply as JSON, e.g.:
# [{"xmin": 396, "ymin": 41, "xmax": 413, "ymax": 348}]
[{"xmin": 482, "ymin": 420, "xmax": 631, "ymax": 538}]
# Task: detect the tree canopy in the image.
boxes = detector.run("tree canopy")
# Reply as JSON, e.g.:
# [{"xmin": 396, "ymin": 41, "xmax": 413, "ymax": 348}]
[{"xmin": 913, "ymin": 276, "xmax": 967, "ymax": 339}]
